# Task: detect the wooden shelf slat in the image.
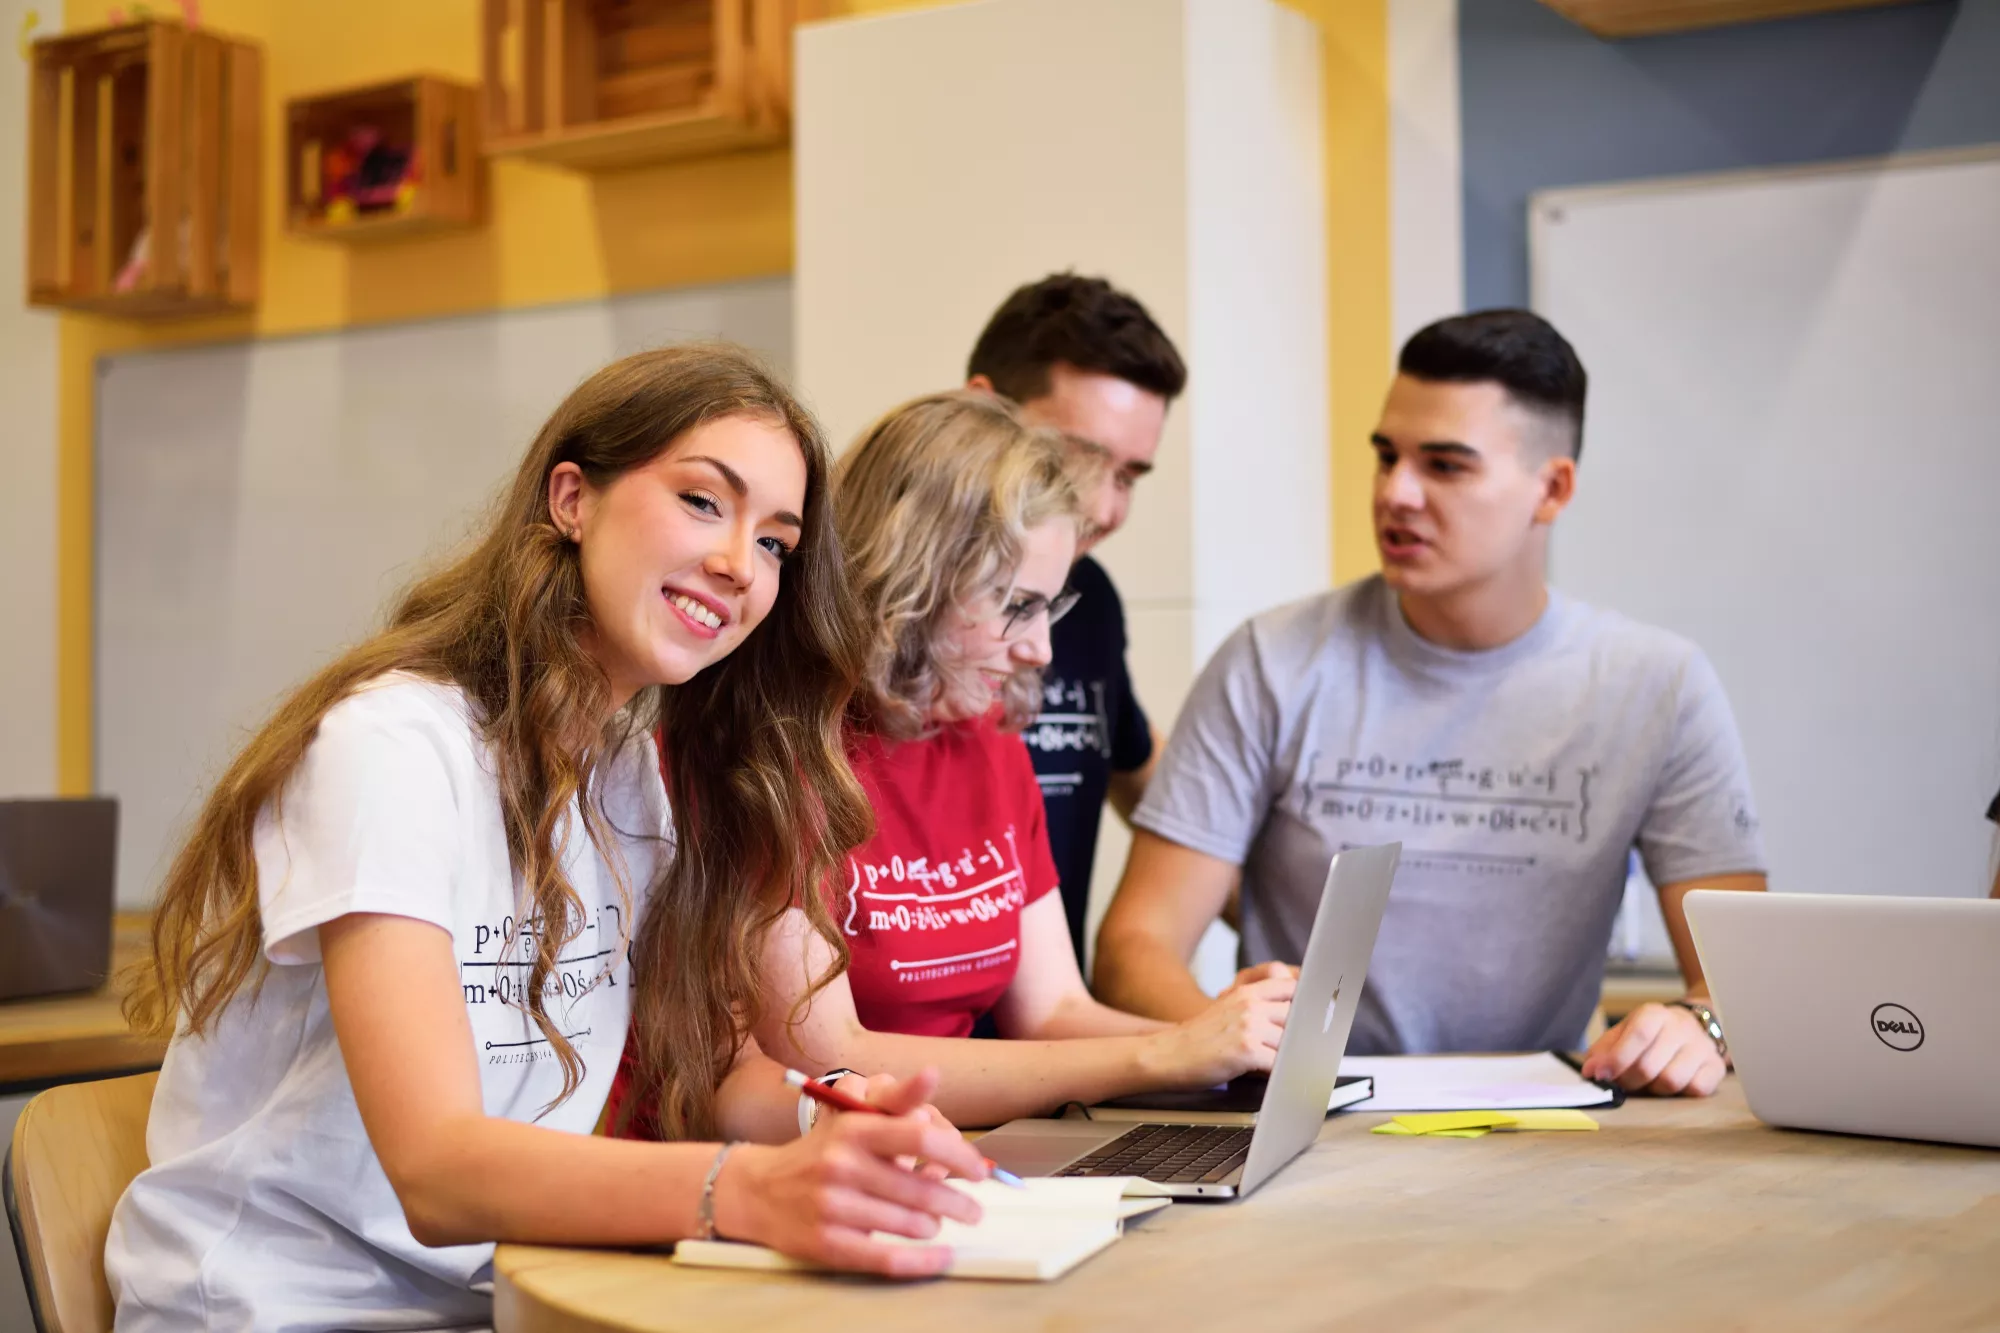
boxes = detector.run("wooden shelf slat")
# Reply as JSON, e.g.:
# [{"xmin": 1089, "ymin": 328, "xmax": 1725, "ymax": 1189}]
[{"xmin": 1539, "ymin": 0, "xmax": 1925, "ymax": 38}]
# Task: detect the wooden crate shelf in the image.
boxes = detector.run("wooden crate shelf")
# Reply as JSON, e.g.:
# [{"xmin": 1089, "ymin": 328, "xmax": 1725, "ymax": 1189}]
[
  {"xmin": 481, "ymin": 0, "xmax": 815, "ymax": 171},
  {"xmin": 25, "ymin": 18, "xmax": 261, "ymax": 317},
  {"xmin": 286, "ymin": 77, "xmax": 484, "ymax": 242},
  {"xmin": 1538, "ymin": 0, "xmax": 1923, "ymax": 38}
]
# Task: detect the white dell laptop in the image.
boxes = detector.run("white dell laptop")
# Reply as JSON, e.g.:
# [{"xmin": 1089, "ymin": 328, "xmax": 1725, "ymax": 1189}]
[
  {"xmin": 1686, "ymin": 890, "xmax": 2000, "ymax": 1150},
  {"xmin": 979, "ymin": 842, "xmax": 1402, "ymax": 1199}
]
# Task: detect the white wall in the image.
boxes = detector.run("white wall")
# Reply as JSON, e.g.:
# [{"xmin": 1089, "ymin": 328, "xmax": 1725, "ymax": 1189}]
[
  {"xmin": 796, "ymin": 0, "xmax": 1331, "ymax": 984},
  {"xmin": 95, "ymin": 282, "xmax": 793, "ymax": 907},
  {"xmin": 0, "ymin": 0, "xmax": 63, "ymax": 798},
  {"xmin": 1537, "ymin": 149, "xmax": 2000, "ymax": 904}
]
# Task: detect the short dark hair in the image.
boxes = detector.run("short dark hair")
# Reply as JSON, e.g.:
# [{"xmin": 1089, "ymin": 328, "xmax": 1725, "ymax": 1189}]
[
  {"xmin": 1398, "ymin": 309, "xmax": 1588, "ymax": 461},
  {"xmin": 967, "ymin": 273, "xmax": 1187, "ymax": 407}
]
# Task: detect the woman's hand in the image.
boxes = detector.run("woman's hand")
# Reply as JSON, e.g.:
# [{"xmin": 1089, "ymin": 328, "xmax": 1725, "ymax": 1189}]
[
  {"xmin": 846, "ymin": 1071, "xmax": 958, "ymax": 1180},
  {"xmin": 1140, "ymin": 973, "xmax": 1294, "ymax": 1088},
  {"xmin": 711, "ymin": 1068, "xmax": 989, "ymax": 1276}
]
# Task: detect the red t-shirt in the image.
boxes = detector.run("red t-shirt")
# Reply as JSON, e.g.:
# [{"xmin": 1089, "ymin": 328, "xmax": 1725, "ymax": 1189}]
[
  {"xmin": 601, "ymin": 717, "xmax": 1060, "ymax": 1138},
  {"xmin": 838, "ymin": 718, "xmax": 1061, "ymax": 1039}
]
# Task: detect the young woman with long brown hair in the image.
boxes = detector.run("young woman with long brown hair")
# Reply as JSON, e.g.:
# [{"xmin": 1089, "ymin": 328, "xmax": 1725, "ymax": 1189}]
[
  {"xmin": 103, "ymin": 346, "xmax": 987, "ymax": 1331},
  {"xmin": 609, "ymin": 391, "xmax": 1294, "ymax": 1135}
]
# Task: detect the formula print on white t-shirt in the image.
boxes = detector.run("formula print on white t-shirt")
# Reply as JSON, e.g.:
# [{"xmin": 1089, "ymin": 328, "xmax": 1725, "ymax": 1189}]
[{"xmin": 461, "ymin": 899, "xmax": 631, "ymax": 1070}]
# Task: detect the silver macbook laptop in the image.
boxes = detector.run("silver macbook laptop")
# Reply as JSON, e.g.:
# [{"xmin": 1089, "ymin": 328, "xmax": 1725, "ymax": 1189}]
[
  {"xmin": 1686, "ymin": 890, "xmax": 2000, "ymax": 1150},
  {"xmin": 0, "ymin": 797, "xmax": 119, "ymax": 1003},
  {"xmin": 980, "ymin": 842, "xmax": 1401, "ymax": 1199}
]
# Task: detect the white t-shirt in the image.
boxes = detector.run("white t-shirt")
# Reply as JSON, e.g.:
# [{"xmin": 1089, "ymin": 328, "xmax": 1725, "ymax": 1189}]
[{"xmin": 105, "ymin": 675, "xmax": 669, "ymax": 1332}]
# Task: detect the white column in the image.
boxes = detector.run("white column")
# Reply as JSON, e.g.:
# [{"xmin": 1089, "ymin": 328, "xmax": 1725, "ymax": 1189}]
[
  {"xmin": 1389, "ymin": 0, "xmax": 1465, "ymax": 348},
  {"xmin": 796, "ymin": 0, "xmax": 1330, "ymax": 986},
  {"xmin": 797, "ymin": 0, "xmax": 1329, "ymax": 722}
]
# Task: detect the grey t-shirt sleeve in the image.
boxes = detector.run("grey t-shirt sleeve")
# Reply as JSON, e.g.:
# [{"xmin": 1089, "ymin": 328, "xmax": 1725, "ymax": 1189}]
[
  {"xmin": 1635, "ymin": 648, "xmax": 1768, "ymax": 886},
  {"xmin": 1132, "ymin": 623, "xmax": 1283, "ymax": 866}
]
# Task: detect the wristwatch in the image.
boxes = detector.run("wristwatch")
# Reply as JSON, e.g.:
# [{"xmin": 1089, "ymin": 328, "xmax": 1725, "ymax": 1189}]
[
  {"xmin": 797, "ymin": 1068, "xmax": 860, "ymax": 1136},
  {"xmin": 1669, "ymin": 999, "xmax": 1728, "ymax": 1062}
]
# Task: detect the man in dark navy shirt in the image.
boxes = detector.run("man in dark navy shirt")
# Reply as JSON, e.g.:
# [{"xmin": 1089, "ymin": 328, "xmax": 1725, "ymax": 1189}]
[
  {"xmin": 966, "ymin": 274, "xmax": 1187, "ymax": 968},
  {"xmin": 1987, "ymin": 786, "xmax": 1999, "ymax": 898}
]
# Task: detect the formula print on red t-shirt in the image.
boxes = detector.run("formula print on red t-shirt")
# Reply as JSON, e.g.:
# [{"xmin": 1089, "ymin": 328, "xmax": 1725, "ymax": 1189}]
[{"xmin": 839, "ymin": 718, "xmax": 1061, "ymax": 1039}]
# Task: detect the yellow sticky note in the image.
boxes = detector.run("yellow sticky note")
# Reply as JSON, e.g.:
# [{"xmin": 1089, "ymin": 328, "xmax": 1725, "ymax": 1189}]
[
  {"xmin": 1498, "ymin": 1110, "xmax": 1599, "ymax": 1132},
  {"xmin": 1371, "ymin": 1122, "xmax": 1495, "ymax": 1138},
  {"xmin": 1392, "ymin": 1112, "xmax": 1520, "ymax": 1133}
]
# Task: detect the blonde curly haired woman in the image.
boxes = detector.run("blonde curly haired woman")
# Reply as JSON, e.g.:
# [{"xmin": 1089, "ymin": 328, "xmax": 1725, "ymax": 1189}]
[{"xmin": 610, "ymin": 390, "xmax": 1293, "ymax": 1133}]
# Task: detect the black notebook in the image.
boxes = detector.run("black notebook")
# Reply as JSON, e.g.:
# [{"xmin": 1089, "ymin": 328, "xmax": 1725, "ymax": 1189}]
[{"xmin": 1084, "ymin": 1073, "xmax": 1375, "ymax": 1126}]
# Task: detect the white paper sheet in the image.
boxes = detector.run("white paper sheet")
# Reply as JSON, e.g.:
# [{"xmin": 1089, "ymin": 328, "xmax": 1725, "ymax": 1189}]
[{"xmin": 1338, "ymin": 1054, "xmax": 1617, "ymax": 1111}]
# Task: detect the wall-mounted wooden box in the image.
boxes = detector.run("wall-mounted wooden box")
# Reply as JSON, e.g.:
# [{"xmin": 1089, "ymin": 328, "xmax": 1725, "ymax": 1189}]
[
  {"xmin": 286, "ymin": 77, "xmax": 484, "ymax": 242},
  {"xmin": 25, "ymin": 19, "xmax": 261, "ymax": 317},
  {"xmin": 481, "ymin": 0, "xmax": 814, "ymax": 171}
]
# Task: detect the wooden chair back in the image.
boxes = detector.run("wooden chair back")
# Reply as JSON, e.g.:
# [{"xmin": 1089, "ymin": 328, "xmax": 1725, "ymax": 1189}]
[{"xmin": 4, "ymin": 1071, "xmax": 158, "ymax": 1333}]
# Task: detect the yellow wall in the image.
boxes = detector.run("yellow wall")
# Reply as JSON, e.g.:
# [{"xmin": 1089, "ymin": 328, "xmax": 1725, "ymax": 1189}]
[{"xmin": 51, "ymin": 0, "xmax": 1389, "ymax": 791}]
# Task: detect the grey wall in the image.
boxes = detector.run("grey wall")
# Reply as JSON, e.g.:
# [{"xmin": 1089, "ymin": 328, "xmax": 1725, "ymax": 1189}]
[{"xmin": 1460, "ymin": 0, "xmax": 2000, "ymax": 310}]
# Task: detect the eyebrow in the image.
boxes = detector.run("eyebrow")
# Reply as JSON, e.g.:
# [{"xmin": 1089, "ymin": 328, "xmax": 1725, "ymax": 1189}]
[
  {"xmin": 1369, "ymin": 433, "xmax": 1481, "ymax": 460},
  {"xmin": 683, "ymin": 454, "xmax": 803, "ymax": 530}
]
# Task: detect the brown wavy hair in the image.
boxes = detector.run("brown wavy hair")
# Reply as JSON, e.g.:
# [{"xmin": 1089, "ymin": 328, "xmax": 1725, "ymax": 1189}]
[
  {"xmin": 834, "ymin": 390, "xmax": 1081, "ymax": 742},
  {"xmin": 125, "ymin": 343, "xmax": 870, "ymax": 1138}
]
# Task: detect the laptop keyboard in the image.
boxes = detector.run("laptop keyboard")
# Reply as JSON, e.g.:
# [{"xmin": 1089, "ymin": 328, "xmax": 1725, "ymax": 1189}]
[{"xmin": 1056, "ymin": 1124, "xmax": 1254, "ymax": 1185}]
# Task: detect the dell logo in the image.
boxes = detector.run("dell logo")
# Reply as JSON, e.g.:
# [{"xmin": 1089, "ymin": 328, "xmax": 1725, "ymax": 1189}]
[
  {"xmin": 1869, "ymin": 1003, "xmax": 1924, "ymax": 1052},
  {"xmin": 1321, "ymin": 976, "xmax": 1344, "ymax": 1033}
]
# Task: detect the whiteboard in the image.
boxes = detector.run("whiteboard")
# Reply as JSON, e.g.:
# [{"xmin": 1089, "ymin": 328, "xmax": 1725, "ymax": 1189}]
[
  {"xmin": 97, "ymin": 279, "xmax": 791, "ymax": 907},
  {"xmin": 1533, "ymin": 149, "xmax": 2000, "ymax": 903}
]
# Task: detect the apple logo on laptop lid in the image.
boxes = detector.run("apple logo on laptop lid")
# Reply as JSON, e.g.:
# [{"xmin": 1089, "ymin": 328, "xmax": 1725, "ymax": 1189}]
[{"xmin": 1322, "ymin": 976, "xmax": 1344, "ymax": 1033}]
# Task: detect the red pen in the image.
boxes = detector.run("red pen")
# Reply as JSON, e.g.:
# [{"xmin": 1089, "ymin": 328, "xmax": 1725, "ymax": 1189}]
[{"xmin": 783, "ymin": 1068, "xmax": 1027, "ymax": 1188}]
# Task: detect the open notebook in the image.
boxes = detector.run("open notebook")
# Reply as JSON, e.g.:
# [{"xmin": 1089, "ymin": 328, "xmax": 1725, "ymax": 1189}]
[
  {"xmin": 672, "ymin": 1176, "xmax": 1171, "ymax": 1282},
  {"xmin": 1340, "ymin": 1053, "xmax": 1619, "ymax": 1111}
]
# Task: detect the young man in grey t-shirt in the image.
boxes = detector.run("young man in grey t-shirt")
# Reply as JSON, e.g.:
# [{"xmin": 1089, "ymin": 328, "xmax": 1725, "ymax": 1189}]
[{"xmin": 1093, "ymin": 310, "xmax": 1766, "ymax": 1098}]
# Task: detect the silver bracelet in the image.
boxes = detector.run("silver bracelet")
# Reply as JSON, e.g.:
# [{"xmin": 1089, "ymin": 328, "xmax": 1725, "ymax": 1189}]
[
  {"xmin": 1669, "ymin": 998, "xmax": 1729, "ymax": 1061},
  {"xmin": 697, "ymin": 1142, "xmax": 741, "ymax": 1241}
]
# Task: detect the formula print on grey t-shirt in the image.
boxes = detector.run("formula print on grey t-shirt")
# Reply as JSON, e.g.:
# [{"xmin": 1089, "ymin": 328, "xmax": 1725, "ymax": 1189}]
[
  {"xmin": 1134, "ymin": 579, "xmax": 1765, "ymax": 1058},
  {"xmin": 1300, "ymin": 753, "xmax": 1603, "ymax": 870}
]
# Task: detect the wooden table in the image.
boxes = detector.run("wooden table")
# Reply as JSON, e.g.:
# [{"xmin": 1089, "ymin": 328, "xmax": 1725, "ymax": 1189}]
[
  {"xmin": 495, "ymin": 1079, "xmax": 2000, "ymax": 1332},
  {"xmin": 0, "ymin": 913, "xmax": 166, "ymax": 1088}
]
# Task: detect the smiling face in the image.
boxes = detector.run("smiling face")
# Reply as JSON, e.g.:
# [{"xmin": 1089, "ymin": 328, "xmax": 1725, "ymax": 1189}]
[
  {"xmin": 1370, "ymin": 375, "xmax": 1575, "ymax": 606},
  {"xmin": 1007, "ymin": 363, "xmax": 1167, "ymax": 551},
  {"xmin": 932, "ymin": 517, "xmax": 1079, "ymax": 724},
  {"xmin": 549, "ymin": 412, "xmax": 807, "ymax": 709}
]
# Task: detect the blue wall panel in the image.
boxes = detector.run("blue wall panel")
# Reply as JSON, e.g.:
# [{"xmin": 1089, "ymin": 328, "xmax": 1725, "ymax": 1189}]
[{"xmin": 1459, "ymin": 0, "xmax": 2000, "ymax": 310}]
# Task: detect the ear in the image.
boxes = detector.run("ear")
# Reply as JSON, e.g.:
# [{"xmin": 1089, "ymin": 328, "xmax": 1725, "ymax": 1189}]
[
  {"xmin": 1532, "ymin": 455, "xmax": 1577, "ymax": 527},
  {"xmin": 547, "ymin": 462, "xmax": 588, "ymax": 541},
  {"xmin": 966, "ymin": 373, "xmax": 997, "ymax": 395}
]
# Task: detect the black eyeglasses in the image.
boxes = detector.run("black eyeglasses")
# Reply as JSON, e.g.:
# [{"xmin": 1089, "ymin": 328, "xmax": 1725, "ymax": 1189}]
[{"xmin": 999, "ymin": 586, "xmax": 1081, "ymax": 639}]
